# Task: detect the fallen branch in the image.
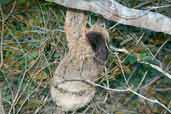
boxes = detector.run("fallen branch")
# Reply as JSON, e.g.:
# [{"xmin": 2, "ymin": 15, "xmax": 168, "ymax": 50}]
[{"xmin": 46, "ymin": 0, "xmax": 171, "ymax": 35}]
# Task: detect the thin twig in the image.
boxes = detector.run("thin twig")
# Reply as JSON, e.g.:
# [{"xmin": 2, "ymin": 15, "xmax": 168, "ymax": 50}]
[
  {"xmin": 128, "ymin": 88, "xmax": 171, "ymax": 113},
  {"xmin": 84, "ymin": 80, "xmax": 171, "ymax": 113},
  {"xmin": 115, "ymin": 53, "xmax": 129, "ymax": 86},
  {"xmin": 153, "ymin": 39, "xmax": 169, "ymax": 60},
  {"xmin": 141, "ymin": 61, "xmax": 171, "ymax": 80},
  {"xmin": 136, "ymin": 71, "xmax": 148, "ymax": 90},
  {"xmin": 0, "ymin": 6, "xmax": 4, "ymax": 68}
]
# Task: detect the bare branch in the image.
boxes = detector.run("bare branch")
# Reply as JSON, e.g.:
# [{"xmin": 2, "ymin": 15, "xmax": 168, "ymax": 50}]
[
  {"xmin": 84, "ymin": 80, "xmax": 171, "ymax": 113},
  {"xmin": 46, "ymin": 0, "xmax": 171, "ymax": 35},
  {"xmin": 141, "ymin": 61, "xmax": 171, "ymax": 80}
]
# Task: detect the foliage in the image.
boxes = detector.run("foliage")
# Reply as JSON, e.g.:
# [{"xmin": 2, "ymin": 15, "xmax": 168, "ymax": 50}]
[{"xmin": 0, "ymin": 0, "xmax": 171, "ymax": 114}]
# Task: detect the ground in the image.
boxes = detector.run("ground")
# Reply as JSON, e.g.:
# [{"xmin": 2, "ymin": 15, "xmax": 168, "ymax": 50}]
[{"xmin": 0, "ymin": 0, "xmax": 171, "ymax": 114}]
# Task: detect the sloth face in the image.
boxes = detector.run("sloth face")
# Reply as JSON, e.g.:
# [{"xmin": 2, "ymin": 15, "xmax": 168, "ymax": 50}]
[{"xmin": 86, "ymin": 31, "xmax": 108, "ymax": 64}]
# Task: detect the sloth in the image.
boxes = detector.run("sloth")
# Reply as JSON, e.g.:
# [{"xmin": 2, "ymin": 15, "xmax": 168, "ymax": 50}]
[
  {"xmin": 50, "ymin": 28, "xmax": 109, "ymax": 111},
  {"xmin": 50, "ymin": 11, "xmax": 109, "ymax": 112}
]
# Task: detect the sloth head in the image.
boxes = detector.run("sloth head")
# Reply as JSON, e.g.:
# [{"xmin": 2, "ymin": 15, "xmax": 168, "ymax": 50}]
[{"xmin": 86, "ymin": 31, "xmax": 108, "ymax": 64}]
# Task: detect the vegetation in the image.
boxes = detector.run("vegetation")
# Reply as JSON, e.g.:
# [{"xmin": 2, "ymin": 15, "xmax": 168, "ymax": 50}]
[{"xmin": 0, "ymin": 0, "xmax": 171, "ymax": 114}]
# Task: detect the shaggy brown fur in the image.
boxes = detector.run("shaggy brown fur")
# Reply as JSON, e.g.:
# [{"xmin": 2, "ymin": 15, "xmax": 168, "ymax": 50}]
[{"xmin": 50, "ymin": 10, "xmax": 109, "ymax": 111}]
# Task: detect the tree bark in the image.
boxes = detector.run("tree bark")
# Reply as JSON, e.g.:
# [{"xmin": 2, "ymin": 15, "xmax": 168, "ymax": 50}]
[{"xmin": 46, "ymin": 0, "xmax": 171, "ymax": 35}]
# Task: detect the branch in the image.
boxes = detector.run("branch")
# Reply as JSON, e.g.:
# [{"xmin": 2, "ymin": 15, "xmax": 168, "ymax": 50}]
[
  {"xmin": 141, "ymin": 61, "xmax": 171, "ymax": 80},
  {"xmin": 84, "ymin": 80, "xmax": 171, "ymax": 113},
  {"xmin": 46, "ymin": 0, "xmax": 171, "ymax": 35}
]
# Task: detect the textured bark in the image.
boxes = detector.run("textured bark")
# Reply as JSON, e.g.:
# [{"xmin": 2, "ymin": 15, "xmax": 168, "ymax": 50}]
[
  {"xmin": 50, "ymin": 10, "xmax": 108, "ymax": 111},
  {"xmin": 46, "ymin": 0, "xmax": 171, "ymax": 35}
]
